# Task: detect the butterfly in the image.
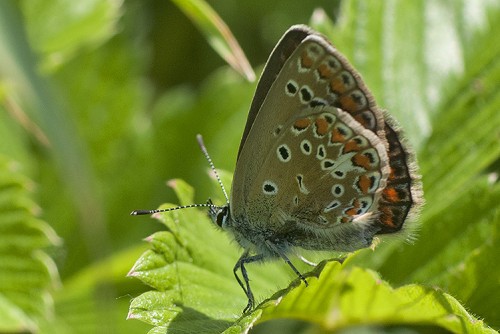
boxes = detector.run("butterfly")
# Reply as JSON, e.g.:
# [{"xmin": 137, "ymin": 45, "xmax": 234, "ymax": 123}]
[{"xmin": 133, "ymin": 25, "xmax": 423, "ymax": 313}]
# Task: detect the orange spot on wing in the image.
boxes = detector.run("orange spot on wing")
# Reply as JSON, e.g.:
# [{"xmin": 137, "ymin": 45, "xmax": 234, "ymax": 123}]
[
  {"xmin": 379, "ymin": 207, "xmax": 397, "ymax": 228},
  {"xmin": 339, "ymin": 95, "xmax": 358, "ymax": 111},
  {"xmin": 331, "ymin": 128, "xmax": 346, "ymax": 143},
  {"xmin": 357, "ymin": 175, "xmax": 372, "ymax": 194},
  {"xmin": 352, "ymin": 199, "xmax": 361, "ymax": 209},
  {"xmin": 341, "ymin": 216, "xmax": 351, "ymax": 223},
  {"xmin": 383, "ymin": 187, "xmax": 400, "ymax": 202},
  {"xmin": 330, "ymin": 77, "xmax": 344, "ymax": 94},
  {"xmin": 330, "ymin": 76, "xmax": 350, "ymax": 94},
  {"xmin": 293, "ymin": 118, "xmax": 311, "ymax": 130},
  {"xmin": 345, "ymin": 207, "xmax": 358, "ymax": 216},
  {"xmin": 315, "ymin": 117, "xmax": 329, "ymax": 136},
  {"xmin": 344, "ymin": 139, "xmax": 362, "ymax": 153},
  {"xmin": 353, "ymin": 112, "xmax": 375, "ymax": 130},
  {"xmin": 300, "ymin": 52, "xmax": 314, "ymax": 69},
  {"xmin": 352, "ymin": 153, "xmax": 372, "ymax": 170},
  {"xmin": 317, "ymin": 63, "xmax": 334, "ymax": 79}
]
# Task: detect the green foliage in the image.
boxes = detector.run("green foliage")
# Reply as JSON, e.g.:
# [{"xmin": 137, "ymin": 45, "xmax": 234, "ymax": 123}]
[
  {"xmin": 0, "ymin": 157, "xmax": 60, "ymax": 332},
  {"xmin": 129, "ymin": 181, "xmax": 496, "ymax": 333},
  {"xmin": 128, "ymin": 1, "xmax": 500, "ymax": 333},
  {"xmin": 0, "ymin": 0, "xmax": 499, "ymax": 333}
]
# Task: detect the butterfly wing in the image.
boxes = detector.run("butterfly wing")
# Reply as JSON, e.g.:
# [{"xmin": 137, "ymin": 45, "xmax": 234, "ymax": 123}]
[
  {"xmin": 246, "ymin": 106, "xmax": 390, "ymax": 250},
  {"xmin": 238, "ymin": 26, "xmax": 311, "ymax": 159},
  {"xmin": 233, "ymin": 28, "xmax": 386, "ymax": 220},
  {"xmin": 232, "ymin": 26, "xmax": 422, "ymax": 246},
  {"xmin": 376, "ymin": 115, "xmax": 423, "ymax": 233}
]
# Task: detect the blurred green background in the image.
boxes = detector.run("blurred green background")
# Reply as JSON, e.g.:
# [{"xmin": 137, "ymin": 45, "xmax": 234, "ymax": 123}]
[{"xmin": 0, "ymin": 0, "xmax": 499, "ymax": 333}]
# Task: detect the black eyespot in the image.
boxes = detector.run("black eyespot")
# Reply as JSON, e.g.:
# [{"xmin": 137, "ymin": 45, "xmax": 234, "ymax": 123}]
[
  {"xmin": 351, "ymin": 91, "xmax": 366, "ymax": 106},
  {"xmin": 317, "ymin": 146, "xmax": 325, "ymax": 158},
  {"xmin": 360, "ymin": 112, "xmax": 376, "ymax": 128},
  {"xmin": 310, "ymin": 99, "xmax": 326, "ymax": 107},
  {"xmin": 286, "ymin": 81, "xmax": 298, "ymax": 95},
  {"xmin": 300, "ymin": 87, "xmax": 312, "ymax": 102},
  {"xmin": 278, "ymin": 145, "xmax": 291, "ymax": 161},
  {"xmin": 334, "ymin": 185, "xmax": 343, "ymax": 195},
  {"xmin": 263, "ymin": 181, "xmax": 278, "ymax": 195},
  {"xmin": 341, "ymin": 72, "xmax": 352, "ymax": 85},
  {"xmin": 274, "ymin": 126, "xmax": 282, "ymax": 136},
  {"xmin": 296, "ymin": 175, "xmax": 303, "ymax": 187},
  {"xmin": 264, "ymin": 184, "xmax": 274, "ymax": 192},
  {"xmin": 323, "ymin": 114, "xmax": 335, "ymax": 123},
  {"xmin": 325, "ymin": 200, "xmax": 341, "ymax": 212},
  {"xmin": 364, "ymin": 152, "xmax": 375, "ymax": 163},
  {"xmin": 328, "ymin": 59, "xmax": 338, "ymax": 69},
  {"xmin": 301, "ymin": 141, "xmax": 311, "ymax": 154},
  {"xmin": 322, "ymin": 160, "xmax": 335, "ymax": 169}
]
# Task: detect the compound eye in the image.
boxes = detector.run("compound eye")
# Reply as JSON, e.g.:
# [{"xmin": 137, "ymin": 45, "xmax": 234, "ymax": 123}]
[{"xmin": 216, "ymin": 206, "xmax": 229, "ymax": 228}]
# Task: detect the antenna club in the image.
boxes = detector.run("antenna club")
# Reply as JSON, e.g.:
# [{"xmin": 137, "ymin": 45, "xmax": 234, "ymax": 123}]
[
  {"xmin": 131, "ymin": 210, "xmax": 155, "ymax": 215},
  {"xmin": 196, "ymin": 134, "xmax": 205, "ymax": 149}
]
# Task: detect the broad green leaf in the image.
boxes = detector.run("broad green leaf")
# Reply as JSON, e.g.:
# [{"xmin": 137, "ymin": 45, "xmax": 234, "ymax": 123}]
[
  {"xmin": 128, "ymin": 180, "xmax": 294, "ymax": 330},
  {"xmin": 341, "ymin": 2, "xmax": 500, "ymax": 328},
  {"xmin": 251, "ymin": 262, "xmax": 494, "ymax": 333}
]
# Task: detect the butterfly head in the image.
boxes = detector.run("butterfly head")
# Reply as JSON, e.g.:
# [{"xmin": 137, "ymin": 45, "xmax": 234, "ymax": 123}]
[{"xmin": 208, "ymin": 200, "xmax": 231, "ymax": 229}]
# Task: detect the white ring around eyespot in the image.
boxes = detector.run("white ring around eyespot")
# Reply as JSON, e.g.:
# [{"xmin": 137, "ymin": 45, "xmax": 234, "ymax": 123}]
[
  {"xmin": 262, "ymin": 181, "xmax": 278, "ymax": 195},
  {"xmin": 331, "ymin": 184, "xmax": 344, "ymax": 197},
  {"xmin": 285, "ymin": 80, "xmax": 299, "ymax": 97},
  {"xmin": 277, "ymin": 144, "xmax": 291, "ymax": 162},
  {"xmin": 300, "ymin": 139, "xmax": 312, "ymax": 155},
  {"xmin": 316, "ymin": 144, "xmax": 326, "ymax": 160},
  {"xmin": 324, "ymin": 200, "xmax": 341, "ymax": 213}
]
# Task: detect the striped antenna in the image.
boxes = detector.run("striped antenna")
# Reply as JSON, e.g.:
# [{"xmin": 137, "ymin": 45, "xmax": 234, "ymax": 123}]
[
  {"xmin": 131, "ymin": 203, "xmax": 216, "ymax": 216},
  {"xmin": 196, "ymin": 134, "xmax": 229, "ymax": 203},
  {"xmin": 130, "ymin": 134, "xmax": 227, "ymax": 216}
]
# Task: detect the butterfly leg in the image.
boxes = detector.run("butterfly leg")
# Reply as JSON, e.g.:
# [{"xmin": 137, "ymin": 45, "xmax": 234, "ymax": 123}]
[
  {"xmin": 266, "ymin": 240, "xmax": 308, "ymax": 287},
  {"xmin": 234, "ymin": 252, "xmax": 264, "ymax": 313}
]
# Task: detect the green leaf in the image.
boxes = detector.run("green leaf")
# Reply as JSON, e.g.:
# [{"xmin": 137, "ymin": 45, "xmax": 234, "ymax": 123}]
[
  {"xmin": 128, "ymin": 180, "xmax": 293, "ymax": 329},
  {"xmin": 340, "ymin": 2, "xmax": 500, "ymax": 328},
  {"xmin": 128, "ymin": 180, "xmax": 494, "ymax": 333},
  {"xmin": 252, "ymin": 261, "xmax": 494, "ymax": 333},
  {"xmin": 0, "ymin": 156, "xmax": 61, "ymax": 331}
]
